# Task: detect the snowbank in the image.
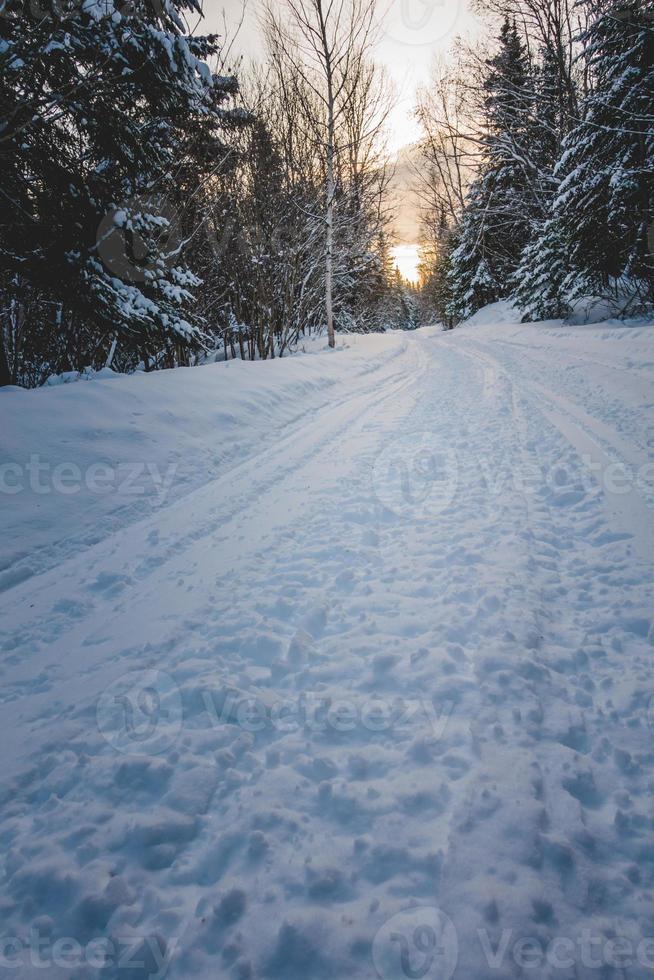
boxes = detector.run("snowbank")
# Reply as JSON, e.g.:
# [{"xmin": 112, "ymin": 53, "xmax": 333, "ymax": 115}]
[{"xmin": 0, "ymin": 332, "xmax": 407, "ymax": 590}]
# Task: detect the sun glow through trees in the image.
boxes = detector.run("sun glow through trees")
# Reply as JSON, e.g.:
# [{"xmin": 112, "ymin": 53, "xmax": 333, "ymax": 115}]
[{"xmin": 391, "ymin": 244, "xmax": 420, "ymax": 284}]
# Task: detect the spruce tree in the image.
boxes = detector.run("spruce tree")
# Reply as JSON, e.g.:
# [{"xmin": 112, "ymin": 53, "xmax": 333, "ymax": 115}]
[
  {"xmin": 0, "ymin": 0, "xmax": 239, "ymax": 383},
  {"xmin": 511, "ymin": 46, "xmax": 572, "ymax": 320},
  {"xmin": 447, "ymin": 18, "xmax": 536, "ymax": 319},
  {"xmin": 419, "ymin": 210, "xmax": 458, "ymax": 328},
  {"xmin": 516, "ymin": 0, "xmax": 654, "ymax": 318}
]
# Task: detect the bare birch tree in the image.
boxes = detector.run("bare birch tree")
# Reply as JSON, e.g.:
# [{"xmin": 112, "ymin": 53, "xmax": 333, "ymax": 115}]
[
  {"xmin": 263, "ymin": 0, "xmax": 379, "ymax": 347},
  {"xmin": 415, "ymin": 53, "xmax": 479, "ymax": 230}
]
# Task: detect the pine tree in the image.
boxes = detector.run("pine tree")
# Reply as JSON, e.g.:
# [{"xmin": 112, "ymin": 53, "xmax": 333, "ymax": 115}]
[
  {"xmin": 446, "ymin": 188, "xmax": 503, "ymax": 321},
  {"xmin": 511, "ymin": 46, "xmax": 573, "ymax": 320},
  {"xmin": 447, "ymin": 19, "xmax": 536, "ymax": 319},
  {"xmin": 0, "ymin": 0, "xmax": 240, "ymax": 383},
  {"xmin": 516, "ymin": 0, "xmax": 654, "ymax": 318},
  {"xmin": 419, "ymin": 210, "xmax": 457, "ymax": 328}
]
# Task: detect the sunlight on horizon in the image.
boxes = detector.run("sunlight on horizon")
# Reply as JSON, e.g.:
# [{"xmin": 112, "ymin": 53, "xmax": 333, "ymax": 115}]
[{"xmin": 391, "ymin": 244, "xmax": 420, "ymax": 284}]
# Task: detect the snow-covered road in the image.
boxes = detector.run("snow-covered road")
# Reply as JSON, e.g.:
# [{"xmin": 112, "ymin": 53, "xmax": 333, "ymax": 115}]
[{"xmin": 2, "ymin": 312, "xmax": 654, "ymax": 979}]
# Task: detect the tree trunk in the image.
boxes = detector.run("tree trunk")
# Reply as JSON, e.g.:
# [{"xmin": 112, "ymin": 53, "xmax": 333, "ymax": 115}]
[
  {"xmin": 321, "ymin": 8, "xmax": 336, "ymax": 351},
  {"xmin": 0, "ymin": 330, "xmax": 11, "ymax": 387},
  {"xmin": 325, "ymin": 140, "xmax": 335, "ymax": 348},
  {"xmin": 325, "ymin": 106, "xmax": 336, "ymax": 347},
  {"xmin": 105, "ymin": 335, "xmax": 118, "ymax": 369}
]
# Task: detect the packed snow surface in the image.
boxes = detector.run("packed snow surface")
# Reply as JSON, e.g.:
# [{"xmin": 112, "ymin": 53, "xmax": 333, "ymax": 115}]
[{"xmin": 2, "ymin": 308, "xmax": 654, "ymax": 979}]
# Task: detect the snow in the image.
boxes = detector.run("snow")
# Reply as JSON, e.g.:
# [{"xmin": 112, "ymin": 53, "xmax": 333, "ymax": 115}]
[
  {"xmin": 2, "ymin": 311, "xmax": 654, "ymax": 978},
  {"xmin": 0, "ymin": 333, "xmax": 403, "ymax": 589}
]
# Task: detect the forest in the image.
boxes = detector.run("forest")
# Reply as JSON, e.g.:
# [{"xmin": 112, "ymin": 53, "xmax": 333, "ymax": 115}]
[
  {"xmin": 1, "ymin": 0, "xmax": 652, "ymax": 386},
  {"xmin": 418, "ymin": 0, "xmax": 654, "ymax": 328}
]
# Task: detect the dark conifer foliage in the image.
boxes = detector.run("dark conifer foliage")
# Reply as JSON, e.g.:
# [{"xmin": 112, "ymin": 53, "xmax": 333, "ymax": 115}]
[
  {"xmin": 0, "ymin": 0, "xmax": 242, "ymax": 384},
  {"xmin": 446, "ymin": 19, "xmax": 536, "ymax": 319},
  {"xmin": 419, "ymin": 0, "xmax": 654, "ymax": 325},
  {"xmin": 1, "ymin": 0, "xmax": 414, "ymax": 386},
  {"xmin": 519, "ymin": 0, "xmax": 654, "ymax": 317}
]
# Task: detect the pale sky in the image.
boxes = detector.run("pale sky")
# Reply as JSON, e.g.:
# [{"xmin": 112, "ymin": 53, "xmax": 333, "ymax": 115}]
[
  {"xmin": 201, "ymin": 0, "xmax": 479, "ymax": 276},
  {"xmin": 202, "ymin": 0, "xmax": 478, "ymax": 152}
]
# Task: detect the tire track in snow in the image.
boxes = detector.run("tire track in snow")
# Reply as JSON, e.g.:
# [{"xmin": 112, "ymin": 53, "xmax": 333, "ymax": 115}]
[
  {"xmin": 0, "ymin": 336, "xmax": 413, "ymax": 597},
  {"xmin": 460, "ymin": 341, "xmax": 654, "ymax": 561},
  {"xmin": 0, "ymin": 337, "xmax": 429, "ymax": 757},
  {"xmin": 440, "ymin": 337, "xmax": 654, "ymax": 977},
  {"xmin": 2, "ymin": 328, "xmax": 654, "ymax": 980}
]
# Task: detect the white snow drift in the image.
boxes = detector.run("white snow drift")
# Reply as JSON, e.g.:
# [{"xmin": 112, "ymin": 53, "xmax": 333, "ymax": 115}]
[{"xmin": 1, "ymin": 307, "xmax": 654, "ymax": 980}]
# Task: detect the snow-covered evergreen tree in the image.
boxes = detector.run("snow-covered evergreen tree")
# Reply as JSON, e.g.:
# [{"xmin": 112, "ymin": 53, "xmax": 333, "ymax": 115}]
[
  {"xmin": 418, "ymin": 211, "xmax": 453, "ymax": 327},
  {"xmin": 511, "ymin": 45, "xmax": 574, "ymax": 319},
  {"xmin": 0, "ymin": 0, "xmax": 239, "ymax": 382},
  {"xmin": 515, "ymin": 0, "xmax": 654, "ymax": 318},
  {"xmin": 447, "ymin": 19, "xmax": 536, "ymax": 319}
]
